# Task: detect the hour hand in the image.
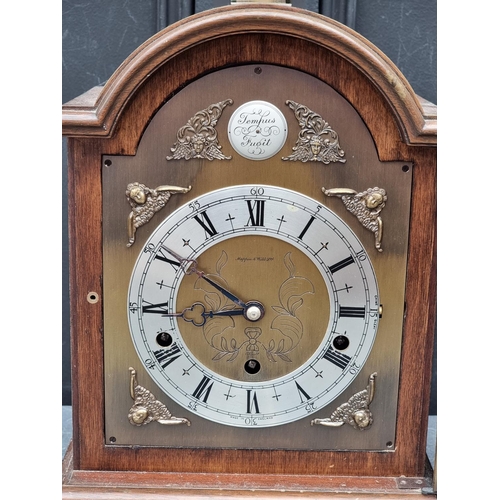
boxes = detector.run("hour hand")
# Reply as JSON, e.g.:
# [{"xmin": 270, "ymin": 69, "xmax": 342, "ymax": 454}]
[{"xmin": 163, "ymin": 302, "xmax": 244, "ymax": 327}]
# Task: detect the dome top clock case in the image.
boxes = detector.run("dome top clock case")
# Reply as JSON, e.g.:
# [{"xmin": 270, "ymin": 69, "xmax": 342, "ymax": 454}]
[{"xmin": 63, "ymin": 3, "xmax": 436, "ymax": 487}]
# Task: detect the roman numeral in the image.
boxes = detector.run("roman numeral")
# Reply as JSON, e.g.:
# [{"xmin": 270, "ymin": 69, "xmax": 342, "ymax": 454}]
[
  {"xmin": 142, "ymin": 301, "xmax": 169, "ymax": 314},
  {"xmin": 153, "ymin": 344, "xmax": 181, "ymax": 369},
  {"xmin": 192, "ymin": 375, "xmax": 214, "ymax": 403},
  {"xmin": 295, "ymin": 381, "xmax": 311, "ymax": 403},
  {"xmin": 193, "ymin": 211, "xmax": 218, "ymax": 238},
  {"xmin": 155, "ymin": 246, "xmax": 181, "ymax": 268},
  {"xmin": 329, "ymin": 255, "xmax": 355, "ymax": 274},
  {"xmin": 339, "ymin": 306, "xmax": 366, "ymax": 318},
  {"xmin": 246, "ymin": 390, "xmax": 260, "ymax": 413},
  {"xmin": 323, "ymin": 345, "xmax": 352, "ymax": 370},
  {"xmin": 246, "ymin": 200, "xmax": 265, "ymax": 226},
  {"xmin": 298, "ymin": 216, "xmax": 315, "ymax": 239}
]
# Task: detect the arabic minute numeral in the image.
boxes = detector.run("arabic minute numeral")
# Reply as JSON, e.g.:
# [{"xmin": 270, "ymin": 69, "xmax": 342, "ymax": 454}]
[
  {"xmin": 250, "ymin": 187, "xmax": 264, "ymax": 196},
  {"xmin": 349, "ymin": 363, "xmax": 361, "ymax": 375},
  {"xmin": 356, "ymin": 250, "xmax": 367, "ymax": 261}
]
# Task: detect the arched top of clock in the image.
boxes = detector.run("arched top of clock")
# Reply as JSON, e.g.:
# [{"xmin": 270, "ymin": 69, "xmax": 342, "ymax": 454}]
[{"xmin": 62, "ymin": 3, "xmax": 437, "ymax": 151}]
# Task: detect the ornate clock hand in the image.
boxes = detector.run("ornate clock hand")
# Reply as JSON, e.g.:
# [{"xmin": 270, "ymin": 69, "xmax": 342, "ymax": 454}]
[
  {"xmin": 189, "ymin": 266, "xmax": 247, "ymax": 308},
  {"xmin": 163, "ymin": 302, "xmax": 245, "ymax": 327},
  {"xmin": 162, "ymin": 246, "xmax": 265, "ymax": 321}
]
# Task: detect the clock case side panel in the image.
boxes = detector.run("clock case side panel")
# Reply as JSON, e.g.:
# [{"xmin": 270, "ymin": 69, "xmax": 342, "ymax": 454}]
[
  {"xmin": 67, "ymin": 138, "xmax": 106, "ymax": 471},
  {"xmin": 397, "ymin": 145, "xmax": 437, "ymax": 469},
  {"xmin": 65, "ymin": 15, "xmax": 436, "ymax": 478}
]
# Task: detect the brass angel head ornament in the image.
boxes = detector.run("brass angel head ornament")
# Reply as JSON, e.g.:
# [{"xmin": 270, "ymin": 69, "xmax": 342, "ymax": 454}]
[
  {"xmin": 282, "ymin": 100, "xmax": 346, "ymax": 164},
  {"xmin": 166, "ymin": 99, "xmax": 233, "ymax": 161},
  {"xmin": 322, "ymin": 186, "xmax": 387, "ymax": 252},
  {"xmin": 125, "ymin": 182, "xmax": 191, "ymax": 247}
]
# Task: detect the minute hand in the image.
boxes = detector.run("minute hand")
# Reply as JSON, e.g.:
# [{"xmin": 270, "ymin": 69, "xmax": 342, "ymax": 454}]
[
  {"xmin": 162, "ymin": 246, "xmax": 246, "ymax": 307},
  {"xmin": 162, "ymin": 246, "xmax": 264, "ymax": 321},
  {"xmin": 190, "ymin": 268, "xmax": 247, "ymax": 308}
]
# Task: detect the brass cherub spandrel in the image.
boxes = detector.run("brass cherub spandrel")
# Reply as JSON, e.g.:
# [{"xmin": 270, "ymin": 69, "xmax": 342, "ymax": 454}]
[
  {"xmin": 322, "ymin": 186, "xmax": 387, "ymax": 252},
  {"xmin": 128, "ymin": 367, "xmax": 190, "ymax": 427},
  {"xmin": 166, "ymin": 99, "xmax": 233, "ymax": 161},
  {"xmin": 311, "ymin": 373, "xmax": 377, "ymax": 430},
  {"xmin": 282, "ymin": 100, "xmax": 346, "ymax": 164},
  {"xmin": 126, "ymin": 182, "xmax": 191, "ymax": 247}
]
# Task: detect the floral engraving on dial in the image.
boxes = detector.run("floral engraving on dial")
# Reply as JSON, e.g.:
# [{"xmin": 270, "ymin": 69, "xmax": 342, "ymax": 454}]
[
  {"xmin": 282, "ymin": 100, "xmax": 346, "ymax": 164},
  {"xmin": 192, "ymin": 251, "xmax": 314, "ymax": 364},
  {"xmin": 128, "ymin": 367, "xmax": 190, "ymax": 427},
  {"xmin": 268, "ymin": 252, "xmax": 314, "ymax": 362},
  {"xmin": 322, "ymin": 187, "xmax": 387, "ymax": 252},
  {"xmin": 193, "ymin": 250, "xmax": 240, "ymax": 361},
  {"xmin": 125, "ymin": 182, "xmax": 191, "ymax": 247},
  {"xmin": 311, "ymin": 372, "xmax": 377, "ymax": 430},
  {"xmin": 166, "ymin": 99, "xmax": 233, "ymax": 161}
]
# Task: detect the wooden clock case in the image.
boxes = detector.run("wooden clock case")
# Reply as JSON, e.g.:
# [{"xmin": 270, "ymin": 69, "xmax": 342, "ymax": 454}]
[{"xmin": 62, "ymin": 4, "xmax": 436, "ymax": 498}]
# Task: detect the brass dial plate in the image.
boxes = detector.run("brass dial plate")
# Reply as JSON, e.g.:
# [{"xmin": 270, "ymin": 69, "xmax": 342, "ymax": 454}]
[{"xmin": 102, "ymin": 65, "xmax": 412, "ymax": 450}]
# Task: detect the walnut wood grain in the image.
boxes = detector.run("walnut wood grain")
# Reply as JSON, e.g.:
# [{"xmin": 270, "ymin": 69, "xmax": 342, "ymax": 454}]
[
  {"xmin": 63, "ymin": 442, "xmax": 435, "ymax": 498},
  {"xmin": 64, "ymin": 2, "xmax": 436, "ymax": 482}
]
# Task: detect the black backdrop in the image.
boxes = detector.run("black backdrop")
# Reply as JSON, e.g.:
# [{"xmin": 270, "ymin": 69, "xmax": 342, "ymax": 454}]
[{"xmin": 62, "ymin": 0, "xmax": 437, "ymax": 414}]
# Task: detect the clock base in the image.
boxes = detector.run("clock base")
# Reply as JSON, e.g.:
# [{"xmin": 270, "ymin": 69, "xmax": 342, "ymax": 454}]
[{"xmin": 63, "ymin": 441, "xmax": 436, "ymax": 499}]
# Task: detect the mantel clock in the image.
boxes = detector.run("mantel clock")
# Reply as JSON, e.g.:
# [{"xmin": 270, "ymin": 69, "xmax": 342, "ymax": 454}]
[{"xmin": 62, "ymin": 4, "xmax": 436, "ymax": 498}]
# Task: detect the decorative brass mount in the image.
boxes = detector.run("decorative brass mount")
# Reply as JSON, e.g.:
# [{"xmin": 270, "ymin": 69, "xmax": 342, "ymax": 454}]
[
  {"xmin": 166, "ymin": 99, "xmax": 233, "ymax": 161},
  {"xmin": 282, "ymin": 100, "xmax": 346, "ymax": 164},
  {"xmin": 128, "ymin": 367, "xmax": 191, "ymax": 427},
  {"xmin": 125, "ymin": 182, "xmax": 191, "ymax": 247},
  {"xmin": 311, "ymin": 373, "xmax": 377, "ymax": 430},
  {"xmin": 322, "ymin": 187, "xmax": 387, "ymax": 252}
]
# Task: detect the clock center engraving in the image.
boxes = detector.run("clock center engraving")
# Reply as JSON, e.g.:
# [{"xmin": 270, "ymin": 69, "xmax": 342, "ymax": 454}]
[{"xmin": 175, "ymin": 235, "xmax": 329, "ymax": 382}]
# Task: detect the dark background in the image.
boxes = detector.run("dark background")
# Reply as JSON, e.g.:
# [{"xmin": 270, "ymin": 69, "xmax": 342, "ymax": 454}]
[{"xmin": 62, "ymin": 0, "xmax": 437, "ymax": 414}]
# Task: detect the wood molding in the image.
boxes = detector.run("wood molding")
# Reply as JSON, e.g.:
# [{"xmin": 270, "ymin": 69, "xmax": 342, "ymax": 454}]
[
  {"xmin": 63, "ymin": 442, "xmax": 435, "ymax": 498},
  {"xmin": 62, "ymin": 3, "xmax": 436, "ymax": 145}
]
